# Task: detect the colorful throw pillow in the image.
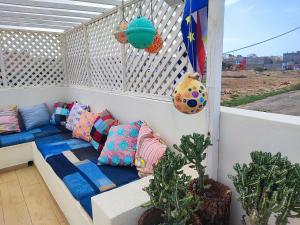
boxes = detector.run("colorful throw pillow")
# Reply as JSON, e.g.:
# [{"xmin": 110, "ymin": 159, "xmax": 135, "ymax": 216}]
[
  {"xmin": 98, "ymin": 121, "xmax": 143, "ymax": 167},
  {"xmin": 50, "ymin": 106, "xmax": 70, "ymax": 126},
  {"xmin": 0, "ymin": 105, "xmax": 21, "ymax": 134},
  {"xmin": 19, "ymin": 103, "xmax": 50, "ymax": 130},
  {"xmin": 66, "ymin": 103, "xmax": 89, "ymax": 131},
  {"xmin": 90, "ymin": 110, "xmax": 119, "ymax": 153},
  {"xmin": 135, "ymin": 123, "xmax": 167, "ymax": 177},
  {"xmin": 73, "ymin": 111, "xmax": 100, "ymax": 142},
  {"xmin": 54, "ymin": 101, "xmax": 76, "ymax": 110}
]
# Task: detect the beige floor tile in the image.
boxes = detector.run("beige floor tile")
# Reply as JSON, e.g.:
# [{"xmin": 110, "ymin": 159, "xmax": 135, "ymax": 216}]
[
  {"xmin": 16, "ymin": 166, "xmax": 40, "ymax": 187},
  {"xmin": 2, "ymin": 202, "xmax": 32, "ymax": 225}
]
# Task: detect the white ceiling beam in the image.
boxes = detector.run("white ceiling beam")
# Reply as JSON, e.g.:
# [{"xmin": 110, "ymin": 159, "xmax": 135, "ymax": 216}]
[
  {"xmin": 0, "ymin": 11, "xmax": 89, "ymax": 23},
  {"xmin": 0, "ymin": 25, "xmax": 64, "ymax": 33},
  {"xmin": 0, "ymin": 4, "xmax": 99, "ymax": 18},
  {"xmin": 0, "ymin": 17, "xmax": 80, "ymax": 27},
  {"xmin": 0, "ymin": 21, "xmax": 71, "ymax": 30},
  {"xmin": 0, "ymin": 0, "xmax": 107, "ymax": 13},
  {"xmin": 72, "ymin": 0, "xmax": 122, "ymax": 6}
]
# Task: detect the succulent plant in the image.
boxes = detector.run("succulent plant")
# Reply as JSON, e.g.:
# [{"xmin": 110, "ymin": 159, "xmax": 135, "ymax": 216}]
[
  {"xmin": 229, "ymin": 151, "xmax": 300, "ymax": 225},
  {"xmin": 173, "ymin": 133, "xmax": 212, "ymax": 193},
  {"xmin": 144, "ymin": 149, "xmax": 201, "ymax": 225}
]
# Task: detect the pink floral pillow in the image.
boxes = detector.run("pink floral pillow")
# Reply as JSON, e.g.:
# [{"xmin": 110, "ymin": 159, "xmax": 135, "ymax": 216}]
[
  {"xmin": 72, "ymin": 111, "xmax": 100, "ymax": 142},
  {"xmin": 135, "ymin": 123, "xmax": 167, "ymax": 177},
  {"xmin": 98, "ymin": 121, "xmax": 143, "ymax": 166}
]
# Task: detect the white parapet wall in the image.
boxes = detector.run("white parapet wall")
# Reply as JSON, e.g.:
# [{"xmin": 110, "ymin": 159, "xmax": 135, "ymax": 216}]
[
  {"xmin": 66, "ymin": 86, "xmax": 208, "ymax": 148},
  {"xmin": 218, "ymin": 107, "xmax": 300, "ymax": 225},
  {"xmin": 0, "ymin": 86, "xmax": 67, "ymax": 109}
]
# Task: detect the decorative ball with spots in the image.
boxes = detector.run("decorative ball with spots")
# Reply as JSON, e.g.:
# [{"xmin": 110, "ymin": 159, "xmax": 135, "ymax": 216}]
[{"xmin": 172, "ymin": 72, "xmax": 208, "ymax": 114}]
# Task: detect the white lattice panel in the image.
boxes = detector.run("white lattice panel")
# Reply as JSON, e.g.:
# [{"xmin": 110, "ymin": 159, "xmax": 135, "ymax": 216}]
[
  {"xmin": 125, "ymin": 0, "xmax": 188, "ymax": 97},
  {"xmin": 65, "ymin": 0, "xmax": 187, "ymax": 98},
  {"xmin": 0, "ymin": 30, "xmax": 64, "ymax": 88},
  {"xmin": 66, "ymin": 27, "xmax": 89, "ymax": 87},
  {"xmin": 87, "ymin": 11, "xmax": 123, "ymax": 91}
]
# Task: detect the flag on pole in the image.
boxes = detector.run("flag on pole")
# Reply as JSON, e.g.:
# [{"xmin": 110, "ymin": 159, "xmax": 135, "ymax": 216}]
[{"xmin": 181, "ymin": 0, "xmax": 208, "ymax": 81}]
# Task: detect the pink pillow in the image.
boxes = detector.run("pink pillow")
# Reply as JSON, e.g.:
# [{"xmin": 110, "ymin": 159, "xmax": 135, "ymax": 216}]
[
  {"xmin": 135, "ymin": 123, "xmax": 167, "ymax": 177},
  {"xmin": 72, "ymin": 111, "xmax": 100, "ymax": 142},
  {"xmin": 98, "ymin": 121, "xmax": 143, "ymax": 166},
  {"xmin": 0, "ymin": 105, "xmax": 20, "ymax": 134}
]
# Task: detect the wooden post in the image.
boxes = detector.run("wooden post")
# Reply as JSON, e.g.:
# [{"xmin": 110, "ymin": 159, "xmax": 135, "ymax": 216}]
[
  {"xmin": 0, "ymin": 38, "xmax": 7, "ymax": 88},
  {"xmin": 61, "ymin": 33, "xmax": 69, "ymax": 86},
  {"xmin": 83, "ymin": 25, "xmax": 92, "ymax": 88},
  {"xmin": 206, "ymin": 0, "xmax": 225, "ymax": 180}
]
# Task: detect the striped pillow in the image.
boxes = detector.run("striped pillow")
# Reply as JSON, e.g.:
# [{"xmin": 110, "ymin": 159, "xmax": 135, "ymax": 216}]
[
  {"xmin": 135, "ymin": 123, "xmax": 167, "ymax": 177},
  {"xmin": 0, "ymin": 105, "xmax": 21, "ymax": 134}
]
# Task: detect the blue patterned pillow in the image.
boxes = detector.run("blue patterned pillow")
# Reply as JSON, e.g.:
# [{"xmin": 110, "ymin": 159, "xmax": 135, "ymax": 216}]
[
  {"xmin": 50, "ymin": 106, "xmax": 70, "ymax": 126},
  {"xmin": 19, "ymin": 103, "xmax": 50, "ymax": 130}
]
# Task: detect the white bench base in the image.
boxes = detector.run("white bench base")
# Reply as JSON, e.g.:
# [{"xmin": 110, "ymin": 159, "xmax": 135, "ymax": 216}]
[{"xmin": 0, "ymin": 142, "xmax": 33, "ymax": 170}]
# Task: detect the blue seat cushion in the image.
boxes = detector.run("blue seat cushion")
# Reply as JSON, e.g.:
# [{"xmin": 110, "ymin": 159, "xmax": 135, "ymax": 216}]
[
  {"xmin": 35, "ymin": 133, "xmax": 92, "ymax": 159},
  {"xmin": 0, "ymin": 124, "xmax": 69, "ymax": 148},
  {"xmin": 45, "ymin": 147, "xmax": 139, "ymax": 217}
]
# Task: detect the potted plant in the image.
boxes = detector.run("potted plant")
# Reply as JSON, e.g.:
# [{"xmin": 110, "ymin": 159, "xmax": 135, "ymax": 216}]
[
  {"xmin": 174, "ymin": 133, "xmax": 232, "ymax": 225},
  {"xmin": 229, "ymin": 151, "xmax": 300, "ymax": 225},
  {"xmin": 140, "ymin": 149, "xmax": 202, "ymax": 225}
]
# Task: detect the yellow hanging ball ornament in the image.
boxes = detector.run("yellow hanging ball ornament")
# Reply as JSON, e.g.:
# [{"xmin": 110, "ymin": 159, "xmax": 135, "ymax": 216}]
[{"xmin": 172, "ymin": 72, "xmax": 208, "ymax": 114}]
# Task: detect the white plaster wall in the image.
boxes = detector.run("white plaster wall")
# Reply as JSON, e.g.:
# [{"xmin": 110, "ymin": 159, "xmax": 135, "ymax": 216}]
[
  {"xmin": 65, "ymin": 87, "xmax": 208, "ymax": 148},
  {"xmin": 0, "ymin": 86, "xmax": 66, "ymax": 110},
  {"xmin": 218, "ymin": 107, "xmax": 300, "ymax": 225}
]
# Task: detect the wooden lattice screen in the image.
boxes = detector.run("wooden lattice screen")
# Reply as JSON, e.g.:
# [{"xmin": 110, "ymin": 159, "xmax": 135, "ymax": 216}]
[
  {"xmin": 0, "ymin": 30, "xmax": 65, "ymax": 88},
  {"xmin": 65, "ymin": 0, "xmax": 188, "ymax": 98}
]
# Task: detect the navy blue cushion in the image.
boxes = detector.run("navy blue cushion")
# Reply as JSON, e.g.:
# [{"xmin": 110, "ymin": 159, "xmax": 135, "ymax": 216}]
[
  {"xmin": 0, "ymin": 124, "xmax": 69, "ymax": 148},
  {"xmin": 19, "ymin": 103, "xmax": 50, "ymax": 130}
]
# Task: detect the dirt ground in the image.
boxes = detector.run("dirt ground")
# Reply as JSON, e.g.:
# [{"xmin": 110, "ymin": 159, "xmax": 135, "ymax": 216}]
[{"xmin": 221, "ymin": 70, "xmax": 300, "ymax": 101}]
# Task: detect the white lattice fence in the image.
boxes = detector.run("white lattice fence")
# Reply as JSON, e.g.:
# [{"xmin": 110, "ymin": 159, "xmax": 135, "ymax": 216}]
[
  {"xmin": 125, "ymin": 0, "xmax": 188, "ymax": 96},
  {"xmin": 0, "ymin": 30, "xmax": 65, "ymax": 88},
  {"xmin": 65, "ymin": 0, "xmax": 188, "ymax": 98},
  {"xmin": 65, "ymin": 27, "xmax": 89, "ymax": 87},
  {"xmin": 87, "ymin": 11, "xmax": 123, "ymax": 91}
]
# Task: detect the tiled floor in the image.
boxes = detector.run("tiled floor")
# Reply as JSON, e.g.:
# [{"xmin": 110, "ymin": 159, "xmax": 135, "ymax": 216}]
[{"xmin": 0, "ymin": 166, "xmax": 69, "ymax": 225}]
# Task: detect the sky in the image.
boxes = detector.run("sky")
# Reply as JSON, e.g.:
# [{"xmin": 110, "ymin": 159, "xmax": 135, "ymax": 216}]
[{"xmin": 223, "ymin": 0, "xmax": 300, "ymax": 57}]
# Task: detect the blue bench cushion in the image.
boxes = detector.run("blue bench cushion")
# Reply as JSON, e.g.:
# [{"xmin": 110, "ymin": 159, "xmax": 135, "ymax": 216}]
[
  {"xmin": 0, "ymin": 124, "xmax": 69, "ymax": 148},
  {"xmin": 44, "ymin": 147, "xmax": 139, "ymax": 218},
  {"xmin": 35, "ymin": 133, "xmax": 92, "ymax": 159}
]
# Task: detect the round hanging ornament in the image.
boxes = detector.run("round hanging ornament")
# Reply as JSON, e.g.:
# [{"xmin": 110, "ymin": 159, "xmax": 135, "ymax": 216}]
[
  {"xmin": 145, "ymin": 31, "xmax": 163, "ymax": 54},
  {"xmin": 172, "ymin": 73, "xmax": 208, "ymax": 114},
  {"xmin": 125, "ymin": 16, "xmax": 157, "ymax": 49},
  {"xmin": 114, "ymin": 0, "xmax": 128, "ymax": 44},
  {"xmin": 114, "ymin": 20, "xmax": 128, "ymax": 44}
]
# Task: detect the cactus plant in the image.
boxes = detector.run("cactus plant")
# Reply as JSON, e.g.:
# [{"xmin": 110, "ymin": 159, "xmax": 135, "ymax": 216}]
[
  {"xmin": 143, "ymin": 148, "xmax": 201, "ymax": 225},
  {"xmin": 229, "ymin": 151, "xmax": 300, "ymax": 225},
  {"xmin": 173, "ymin": 133, "xmax": 212, "ymax": 193}
]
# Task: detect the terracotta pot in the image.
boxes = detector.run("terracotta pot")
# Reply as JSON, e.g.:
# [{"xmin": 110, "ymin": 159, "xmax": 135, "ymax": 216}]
[
  {"xmin": 138, "ymin": 207, "xmax": 202, "ymax": 225},
  {"xmin": 189, "ymin": 178, "xmax": 232, "ymax": 225}
]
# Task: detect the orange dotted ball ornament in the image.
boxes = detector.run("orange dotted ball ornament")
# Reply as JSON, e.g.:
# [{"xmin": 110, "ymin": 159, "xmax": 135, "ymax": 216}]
[
  {"xmin": 145, "ymin": 32, "xmax": 163, "ymax": 54},
  {"xmin": 114, "ymin": 20, "xmax": 128, "ymax": 44}
]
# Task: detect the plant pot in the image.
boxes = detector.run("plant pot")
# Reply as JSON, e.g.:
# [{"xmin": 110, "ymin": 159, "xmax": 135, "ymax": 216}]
[
  {"xmin": 138, "ymin": 207, "xmax": 202, "ymax": 225},
  {"xmin": 189, "ymin": 178, "xmax": 232, "ymax": 225}
]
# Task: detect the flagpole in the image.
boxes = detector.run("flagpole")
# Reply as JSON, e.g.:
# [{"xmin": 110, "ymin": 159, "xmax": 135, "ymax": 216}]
[{"xmin": 205, "ymin": 0, "xmax": 225, "ymax": 180}]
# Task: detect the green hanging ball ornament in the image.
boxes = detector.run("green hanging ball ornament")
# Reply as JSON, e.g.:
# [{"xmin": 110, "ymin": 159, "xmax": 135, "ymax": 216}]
[{"xmin": 125, "ymin": 16, "xmax": 157, "ymax": 49}]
